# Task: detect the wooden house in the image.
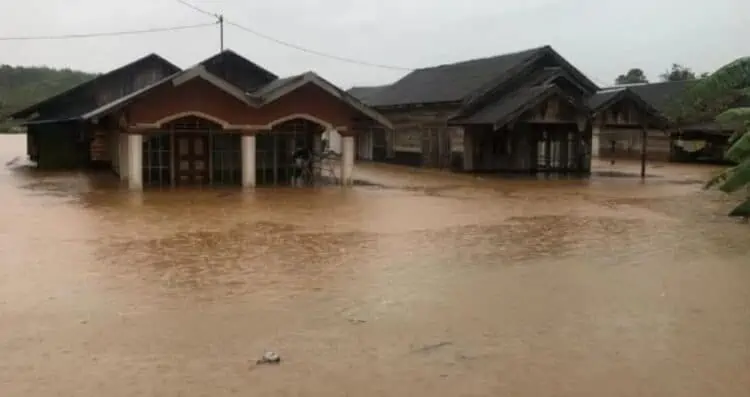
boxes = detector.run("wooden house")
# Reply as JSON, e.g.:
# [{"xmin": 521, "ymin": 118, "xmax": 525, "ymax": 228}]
[
  {"xmin": 9, "ymin": 50, "xmax": 391, "ymax": 190},
  {"xmin": 588, "ymin": 80, "xmax": 735, "ymax": 164},
  {"xmin": 348, "ymin": 46, "xmax": 608, "ymax": 174}
]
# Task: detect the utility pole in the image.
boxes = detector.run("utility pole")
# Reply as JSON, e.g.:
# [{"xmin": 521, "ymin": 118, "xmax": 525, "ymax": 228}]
[{"xmin": 218, "ymin": 14, "xmax": 224, "ymax": 51}]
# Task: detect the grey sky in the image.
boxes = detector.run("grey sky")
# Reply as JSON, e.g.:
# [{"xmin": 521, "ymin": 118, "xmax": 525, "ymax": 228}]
[{"xmin": 0, "ymin": 0, "xmax": 748, "ymax": 89}]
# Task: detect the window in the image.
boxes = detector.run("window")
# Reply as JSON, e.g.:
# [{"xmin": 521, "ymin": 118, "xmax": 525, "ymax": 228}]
[
  {"xmin": 142, "ymin": 134, "xmax": 171, "ymax": 187},
  {"xmin": 212, "ymin": 134, "xmax": 241, "ymax": 185}
]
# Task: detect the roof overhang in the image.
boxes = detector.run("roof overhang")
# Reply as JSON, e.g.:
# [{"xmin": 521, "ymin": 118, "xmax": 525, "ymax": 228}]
[
  {"xmin": 253, "ymin": 72, "xmax": 393, "ymax": 129},
  {"xmin": 589, "ymin": 88, "xmax": 669, "ymax": 127},
  {"xmin": 171, "ymin": 65, "xmax": 252, "ymax": 105},
  {"xmin": 82, "ymin": 65, "xmax": 253, "ymax": 122},
  {"xmin": 450, "ymin": 85, "xmax": 588, "ymax": 129}
]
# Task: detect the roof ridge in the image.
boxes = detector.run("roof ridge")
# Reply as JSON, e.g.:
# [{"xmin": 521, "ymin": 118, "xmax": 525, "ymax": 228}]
[
  {"xmin": 10, "ymin": 53, "xmax": 180, "ymax": 120},
  {"xmin": 415, "ymin": 45, "xmax": 548, "ymax": 71}
]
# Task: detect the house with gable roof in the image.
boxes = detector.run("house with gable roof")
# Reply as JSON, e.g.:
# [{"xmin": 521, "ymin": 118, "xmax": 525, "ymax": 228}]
[
  {"xmin": 347, "ymin": 45, "xmax": 638, "ymax": 173},
  {"xmin": 9, "ymin": 49, "xmax": 391, "ymax": 190}
]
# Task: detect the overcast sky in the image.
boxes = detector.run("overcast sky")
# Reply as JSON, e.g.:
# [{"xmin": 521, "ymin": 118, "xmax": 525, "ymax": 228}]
[{"xmin": 0, "ymin": 0, "xmax": 748, "ymax": 89}]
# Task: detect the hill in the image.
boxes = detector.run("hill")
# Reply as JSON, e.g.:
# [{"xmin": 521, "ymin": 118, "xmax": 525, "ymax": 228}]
[{"xmin": 0, "ymin": 64, "xmax": 97, "ymax": 121}]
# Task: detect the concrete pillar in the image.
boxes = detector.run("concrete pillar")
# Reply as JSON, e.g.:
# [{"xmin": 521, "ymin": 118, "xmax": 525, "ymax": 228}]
[
  {"xmin": 591, "ymin": 126, "xmax": 601, "ymax": 157},
  {"xmin": 340, "ymin": 135, "xmax": 354, "ymax": 185},
  {"xmin": 463, "ymin": 128, "xmax": 474, "ymax": 171},
  {"xmin": 313, "ymin": 133, "xmax": 322, "ymax": 155},
  {"xmin": 127, "ymin": 133, "xmax": 143, "ymax": 190},
  {"xmin": 119, "ymin": 133, "xmax": 129, "ymax": 181},
  {"xmin": 241, "ymin": 134, "xmax": 256, "ymax": 188}
]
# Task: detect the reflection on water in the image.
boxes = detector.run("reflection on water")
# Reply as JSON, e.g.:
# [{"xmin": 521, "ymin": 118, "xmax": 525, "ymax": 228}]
[{"xmin": 1, "ymin": 134, "xmax": 749, "ymax": 396}]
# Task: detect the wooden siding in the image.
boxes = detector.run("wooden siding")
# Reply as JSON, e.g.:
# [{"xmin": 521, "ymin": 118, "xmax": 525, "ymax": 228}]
[
  {"xmin": 378, "ymin": 104, "xmax": 461, "ymax": 168},
  {"xmin": 522, "ymin": 96, "xmax": 580, "ymax": 124},
  {"xmin": 89, "ymin": 130, "xmax": 108, "ymax": 162},
  {"xmin": 597, "ymin": 128, "xmax": 671, "ymax": 161}
]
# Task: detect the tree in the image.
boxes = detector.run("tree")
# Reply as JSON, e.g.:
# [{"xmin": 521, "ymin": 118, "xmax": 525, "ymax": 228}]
[
  {"xmin": 0, "ymin": 65, "xmax": 95, "ymax": 119},
  {"xmin": 660, "ymin": 63, "xmax": 697, "ymax": 82},
  {"xmin": 671, "ymin": 58, "xmax": 750, "ymax": 217},
  {"xmin": 615, "ymin": 68, "xmax": 649, "ymax": 85}
]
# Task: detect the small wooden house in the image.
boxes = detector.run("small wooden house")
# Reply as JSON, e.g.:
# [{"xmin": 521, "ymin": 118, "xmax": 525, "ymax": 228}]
[{"xmin": 588, "ymin": 80, "xmax": 735, "ymax": 163}]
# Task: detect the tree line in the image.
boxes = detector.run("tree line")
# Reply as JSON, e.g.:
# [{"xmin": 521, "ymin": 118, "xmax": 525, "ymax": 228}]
[
  {"xmin": 0, "ymin": 65, "xmax": 97, "ymax": 119},
  {"xmin": 614, "ymin": 64, "xmax": 710, "ymax": 85}
]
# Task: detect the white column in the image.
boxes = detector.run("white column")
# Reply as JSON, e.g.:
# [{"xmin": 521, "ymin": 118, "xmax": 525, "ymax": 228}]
[
  {"xmin": 119, "ymin": 133, "xmax": 129, "ymax": 181},
  {"xmin": 463, "ymin": 129, "xmax": 474, "ymax": 171},
  {"xmin": 340, "ymin": 135, "xmax": 355, "ymax": 186},
  {"xmin": 313, "ymin": 133, "xmax": 322, "ymax": 155},
  {"xmin": 241, "ymin": 134, "xmax": 256, "ymax": 188},
  {"xmin": 591, "ymin": 126, "xmax": 601, "ymax": 157},
  {"xmin": 127, "ymin": 133, "xmax": 143, "ymax": 190}
]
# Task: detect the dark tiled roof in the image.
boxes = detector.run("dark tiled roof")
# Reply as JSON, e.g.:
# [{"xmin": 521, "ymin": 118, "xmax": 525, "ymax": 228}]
[
  {"xmin": 612, "ymin": 80, "xmax": 696, "ymax": 113},
  {"xmin": 10, "ymin": 54, "xmax": 180, "ymax": 122},
  {"xmin": 251, "ymin": 75, "xmax": 302, "ymax": 98},
  {"xmin": 365, "ymin": 46, "xmax": 547, "ymax": 107},
  {"xmin": 347, "ymin": 85, "xmax": 387, "ymax": 105},
  {"xmin": 199, "ymin": 49, "xmax": 277, "ymax": 93},
  {"xmin": 451, "ymin": 85, "xmax": 558, "ymax": 126},
  {"xmin": 587, "ymin": 88, "xmax": 626, "ymax": 112}
]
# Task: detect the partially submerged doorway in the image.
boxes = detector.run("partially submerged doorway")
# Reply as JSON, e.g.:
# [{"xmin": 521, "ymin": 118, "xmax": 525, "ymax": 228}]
[{"xmin": 142, "ymin": 115, "xmax": 242, "ymax": 188}]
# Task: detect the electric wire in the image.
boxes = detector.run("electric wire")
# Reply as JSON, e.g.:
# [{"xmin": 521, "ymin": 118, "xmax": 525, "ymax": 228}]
[
  {"xmin": 0, "ymin": 22, "xmax": 217, "ymax": 41},
  {"xmin": 173, "ymin": 0, "xmax": 414, "ymax": 71}
]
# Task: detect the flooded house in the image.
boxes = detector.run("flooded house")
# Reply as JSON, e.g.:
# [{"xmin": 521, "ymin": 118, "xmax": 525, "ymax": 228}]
[
  {"xmin": 9, "ymin": 50, "xmax": 391, "ymax": 190},
  {"xmin": 588, "ymin": 80, "xmax": 735, "ymax": 164},
  {"xmin": 348, "ymin": 45, "xmax": 605, "ymax": 174}
]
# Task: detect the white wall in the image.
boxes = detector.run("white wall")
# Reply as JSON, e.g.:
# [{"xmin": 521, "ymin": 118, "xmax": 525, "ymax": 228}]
[{"xmin": 324, "ymin": 129, "xmax": 343, "ymax": 154}]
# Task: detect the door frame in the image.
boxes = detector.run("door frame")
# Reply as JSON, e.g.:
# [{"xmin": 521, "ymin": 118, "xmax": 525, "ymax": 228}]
[{"xmin": 173, "ymin": 132, "xmax": 211, "ymax": 186}]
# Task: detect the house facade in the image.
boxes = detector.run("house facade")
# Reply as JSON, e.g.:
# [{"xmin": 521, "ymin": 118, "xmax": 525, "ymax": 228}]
[
  {"xmin": 10, "ymin": 50, "xmax": 391, "ymax": 190},
  {"xmin": 349, "ymin": 48, "xmax": 728, "ymax": 171},
  {"xmin": 348, "ymin": 46, "xmax": 609, "ymax": 174},
  {"xmin": 588, "ymin": 80, "xmax": 734, "ymax": 164}
]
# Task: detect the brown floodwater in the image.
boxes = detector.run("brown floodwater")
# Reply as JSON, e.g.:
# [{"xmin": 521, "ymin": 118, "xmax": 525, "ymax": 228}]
[{"xmin": 0, "ymin": 134, "xmax": 749, "ymax": 396}]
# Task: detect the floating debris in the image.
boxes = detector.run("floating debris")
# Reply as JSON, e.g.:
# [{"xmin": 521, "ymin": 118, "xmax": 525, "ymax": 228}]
[
  {"xmin": 256, "ymin": 351, "xmax": 281, "ymax": 365},
  {"xmin": 411, "ymin": 341, "xmax": 453, "ymax": 354}
]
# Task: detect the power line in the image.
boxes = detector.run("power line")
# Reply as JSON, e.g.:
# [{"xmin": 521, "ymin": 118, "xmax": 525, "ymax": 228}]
[
  {"xmin": 174, "ymin": 0, "xmax": 219, "ymax": 18},
  {"xmin": 172, "ymin": 0, "xmax": 414, "ymax": 71},
  {"xmin": 226, "ymin": 21, "xmax": 414, "ymax": 71},
  {"xmin": 0, "ymin": 22, "xmax": 217, "ymax": 41}
]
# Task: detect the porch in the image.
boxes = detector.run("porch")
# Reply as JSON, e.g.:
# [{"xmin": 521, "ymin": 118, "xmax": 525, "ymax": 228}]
[
  {"xmin": 110, "ymin": 115, "xmax": 355, "ymax": 189},
  {"xmin": 461, "ymin": 122, "xmax": 591, "ymax": 173}
]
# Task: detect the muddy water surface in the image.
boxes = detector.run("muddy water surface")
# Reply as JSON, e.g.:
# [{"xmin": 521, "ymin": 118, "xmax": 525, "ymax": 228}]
[{"xmin": 1, "ymin": 134, "xmax": 749, "ymax": 396}]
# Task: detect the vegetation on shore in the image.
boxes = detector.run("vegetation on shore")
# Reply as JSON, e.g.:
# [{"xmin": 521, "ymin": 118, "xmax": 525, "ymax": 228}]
[
  {"xmin": 669, "ymin": 57, "xmax": 750, "ymax": 217},
  {"xmin": 0, "ymin": 64, "xmax": 96, "ymax": 129}
]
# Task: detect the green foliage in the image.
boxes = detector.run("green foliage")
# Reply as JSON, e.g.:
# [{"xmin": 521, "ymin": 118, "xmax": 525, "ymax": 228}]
[
  {"xmin": 667, "ymin": 57, "xmax": 750, "ymax": 125},
  {"xmin": 660, "ymin": 63, "xmax": 697, "ymax": 82},
  {"xmin": 681, "ymin": 58, "xmax": 750, "ymax": 218},
  {"xmin": 0, "ymin": 64, "xmax": 96, "ymax": 119},
  {"xmin": 728, "ymin": 197, "xmax": 750, "ymax": 217},
  {"xmin": 615, "ymin": 68, "xmax": 649, "ymax": 85}
]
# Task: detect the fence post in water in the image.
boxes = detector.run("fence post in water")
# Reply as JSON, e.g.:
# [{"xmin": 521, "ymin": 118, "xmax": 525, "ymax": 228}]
[{"xmin": 640, "ymin": 125, "xmax": 648, "ymax": 179}]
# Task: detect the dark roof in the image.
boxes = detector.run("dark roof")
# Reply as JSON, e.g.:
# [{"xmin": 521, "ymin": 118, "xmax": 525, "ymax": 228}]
[
  {"xmin": 587, "ymin": 88, "xmax": 625, "ymax": 112},
  {"xmin": 451, "ymin": 85, "xmax": 580, "ymax": 128},
  {"xmin": 587, "ymin": 87, "xmax": 668, "ymax": 125},
  {"xmin": 251, "ymin": 75, "xmax": 301, "ymax": 98},
  {"xmin": 364, "ymin": 45, "xmax": 598, "ymax": 108},
  {"xmin": 365, "ymin": 46, "xmax": 547, "ymax": 107},
  {"xmin": 198, "ymin": 49, "xmax": 277, "ymax": 93},
  {"xmin": 79, "ymin": 53, "xmax": 393, "ymax": 129},
  {"xmin": 10, "ymin": 53, "xmax": 180, "ymax": 122},
  {"xmin": 612, "ymin": 80, "xmax": 696, "ymax": 113},
  {"xmin": 347, "ymin": 85, "xmax": 387, "ymax": 105}
]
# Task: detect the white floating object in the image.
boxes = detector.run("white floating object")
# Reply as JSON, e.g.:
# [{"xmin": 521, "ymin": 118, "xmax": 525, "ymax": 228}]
[{"xmin": 256, "ymin": 351, "xmax": 281, "ymax": 365}]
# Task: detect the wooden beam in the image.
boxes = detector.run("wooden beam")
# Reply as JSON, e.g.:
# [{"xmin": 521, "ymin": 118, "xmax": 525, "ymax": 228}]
[{"xmin": 640, "ymin": 124, "xmax": 648, "ymax": 179}]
